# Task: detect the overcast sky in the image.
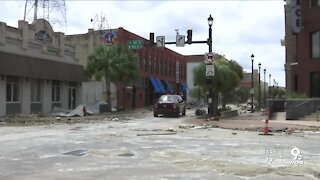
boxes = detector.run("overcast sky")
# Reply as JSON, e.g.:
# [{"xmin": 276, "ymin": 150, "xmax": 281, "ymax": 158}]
[{"xmin": 0, "ymin": 0, "xmax": 286, "ymax": 86}]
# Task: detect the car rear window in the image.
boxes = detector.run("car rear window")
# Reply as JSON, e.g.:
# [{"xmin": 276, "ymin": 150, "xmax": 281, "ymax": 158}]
[{"xmin": 159, "ymin": 95, "xmax": 178, "ymax": 102}]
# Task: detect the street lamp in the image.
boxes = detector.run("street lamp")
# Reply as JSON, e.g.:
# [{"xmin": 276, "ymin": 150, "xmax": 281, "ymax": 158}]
[
  {"xmin": 251, "ymin": 54, "xmax": 254, "ymax": 113},
  {"xmin": 269, "ymin": 74, "xmax": 271, "ymax": 98},
  {"xmin": 273, "ymin": 79, "xmax": 276, "ymax": 99},
  {"xmin": 264, "ymin": 69, "xmax": 266, "ymax": 109},
  {"xmin": 258, "ymin": 62, "xmax": 261, "ymax": 110},
  {"xmin": 208, "ymin": 15, "xmax": 213, "ymax": 53},
  {"xmin": 207, "ymin": 14, "xmax": 214, "ymax": 117}
]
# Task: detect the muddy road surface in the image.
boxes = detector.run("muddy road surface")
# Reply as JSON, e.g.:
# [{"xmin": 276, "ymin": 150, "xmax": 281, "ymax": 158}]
[{"xmin": 0, "ymin": 110, "xmax": 319, "ymax": 180}]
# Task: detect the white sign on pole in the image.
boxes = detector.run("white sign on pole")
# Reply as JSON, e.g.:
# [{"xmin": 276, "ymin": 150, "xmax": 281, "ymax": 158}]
[
  {"xmin": 250, "ymin": 88, "xmax": 254, "ymax": 94},
  {"xmin": 206, "ymin": 64, "xmax": 214, "ymax": 77},
  {"xmin": 156, "ymin": 36, "xmax": 165, "ymax": 47},
  {"xmin": 176, "ymin": 35, "xmax": 185, "ymax": 47},
  {"xmin": 204, "ymin": 52, "xmax": 215, "ymax": 64}
]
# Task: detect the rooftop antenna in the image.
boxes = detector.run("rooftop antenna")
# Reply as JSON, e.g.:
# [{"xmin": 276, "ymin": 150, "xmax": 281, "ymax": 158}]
[
  {"xmin": 90, "ymin": 12, "xmax": 110, "ymax": 31},
  {"xmin": 175, "ymin": 28, "xmax": 179, "ymax": 35},
  {"xmin": 23, "ymin": 0, "xmax": 67, "ymax": 32},
  {"xmin": 90, "ymin": 12, "xmax": 113, "ymax": 46}
]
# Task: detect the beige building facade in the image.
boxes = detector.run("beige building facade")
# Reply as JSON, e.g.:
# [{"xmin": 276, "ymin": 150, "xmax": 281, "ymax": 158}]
[
  {"xmin": 0, "ymin": 19, "xmax": 86, "ymax": 116},
  {"xmin": 65, "ymin": 29, "xmax": 118, "ymax": 107}
]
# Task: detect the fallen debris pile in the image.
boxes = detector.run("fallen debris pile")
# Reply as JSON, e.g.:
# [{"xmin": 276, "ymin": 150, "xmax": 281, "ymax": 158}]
[{"xmin": 51, "ymin": 101, "xmax": 109, "ymax": 117}]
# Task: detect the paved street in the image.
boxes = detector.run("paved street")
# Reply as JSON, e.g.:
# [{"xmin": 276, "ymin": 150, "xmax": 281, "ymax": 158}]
[{"xmin": 0, "ymin": 110, "xmax": 320, "ymax": 180}]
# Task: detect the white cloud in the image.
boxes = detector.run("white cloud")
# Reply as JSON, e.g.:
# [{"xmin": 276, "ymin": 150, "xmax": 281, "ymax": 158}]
[{"xmin": 0, "ymin": 0, "xmax": 286, "ymax": 86}]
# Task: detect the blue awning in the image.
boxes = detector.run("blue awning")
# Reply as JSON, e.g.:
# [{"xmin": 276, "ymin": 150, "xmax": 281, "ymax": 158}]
[
  {"xmin": 165, "ymin": 80, "xmax": 174, "ymax": 94},
  {"xmin": 181, "ymin": 83, "xmax": 189, "ymax": 90},
  {"xmin": 155, "ymin": 78, "xmax": 166, "ymax": 93},
  {"xmin": 149, "ymin": 77, "xmax": 161, "ymax": 93}
]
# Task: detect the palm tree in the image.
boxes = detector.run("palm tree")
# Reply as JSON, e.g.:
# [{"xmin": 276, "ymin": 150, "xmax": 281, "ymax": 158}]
[
  {"xmin": 85, "ymin": 44, "xmax": 139, "ymax": 111},
  {"xmin": 214, "ymin": 58, "xmax": 243, "ymax": 109}
]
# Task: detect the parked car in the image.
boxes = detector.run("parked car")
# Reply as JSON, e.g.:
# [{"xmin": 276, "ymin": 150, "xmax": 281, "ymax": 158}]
[{"xmin": 153, "ymin": 95, "xmax": 186, "ymax": 117}]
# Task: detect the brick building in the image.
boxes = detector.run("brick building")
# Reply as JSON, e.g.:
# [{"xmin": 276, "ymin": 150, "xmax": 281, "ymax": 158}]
[
  {"xmin": 284, "ymin": 0, "xmax": 320, "ymax": 97},
  {"xmin": 239, "ymin": 70, "xmax": 259, "ymax": 89},
  {"xmin": 66, "ymin": 27, "xmax": 187, "ymax": 110}
]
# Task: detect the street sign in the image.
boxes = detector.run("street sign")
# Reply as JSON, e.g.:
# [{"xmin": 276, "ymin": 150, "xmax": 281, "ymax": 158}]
[
  {"xmin": 176, "ymin": 35, "xmax": 185, "ymax": 47},
  {"xmin": 250, "ymin": 88, "xmax": 254, "ymax": 94},
  {"xmin": 204, "ymin": 52, "xmax": 215, "ymax": 64},
  {"xmin": 128, "ymin": 40, "xmax": 144, "ymax": 49},
  {"xmin": 206, "ymin": 64, "xmax": 214, "ymax": 77},
  {"xmin": 156, "ymin": 36, "xmax": 165, "ymax": 47}
]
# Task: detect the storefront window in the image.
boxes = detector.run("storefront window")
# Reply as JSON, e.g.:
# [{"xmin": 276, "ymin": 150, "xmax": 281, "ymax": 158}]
[{"xmin": 6, "ymin": 76, "xmax": 20, "ymax": 102}]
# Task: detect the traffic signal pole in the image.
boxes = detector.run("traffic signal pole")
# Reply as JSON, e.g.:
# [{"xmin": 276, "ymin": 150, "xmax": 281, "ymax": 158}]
[{"xmin": 149, "ymin": 14, "xmax": 216, "ymax": 118}]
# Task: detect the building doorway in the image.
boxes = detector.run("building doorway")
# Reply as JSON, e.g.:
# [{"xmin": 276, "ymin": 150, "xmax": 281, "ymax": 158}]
[
  {"xmin": 68, "ymin": 86, "xmax": 77, "ymax": 109},
  {"xmin": 310, "ymin": 72, "xmax": 320, "ymax": 97}
]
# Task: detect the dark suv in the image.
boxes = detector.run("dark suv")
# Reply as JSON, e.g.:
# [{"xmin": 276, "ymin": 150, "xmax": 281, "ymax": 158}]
[{"xmin": 153, "ymin": 95, "xmax": 186, "ymax": 117}]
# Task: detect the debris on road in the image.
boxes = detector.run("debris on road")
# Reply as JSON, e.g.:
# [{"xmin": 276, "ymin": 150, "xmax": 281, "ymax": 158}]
[
  {"xmin": 63, "ymin": 149, "xmax": 88, "ymax": 156},
  {"xmin": 111, "ymin": 117, "xmax": 119, "ymax": 121},
  {"xmin": 179, "ymin": 124, "xmax": 219, "ymax": 130},
  {"xmin": 269, "ymin": 127, "xmax": 288, "ymax": 133},
  {"xmin": 0, "ymin": 118, "xmax": 7, "ymax": 125},
  {"xmin": 137, "ymin": 132, "xmax": 177, "ymax": 136},
  {"xmin": 167, "ymin": 128, "xmax": 176, "ymax": 132},
  {"xmin": 195, "ymin": 109, "xmax": 206, "ymax": 116},
  {"xmin": 100, "ymin": 133, "xmax": 123, "ymax": 137},
  {"xmin": 118, "ymin": 153, "xmax": 135, "ymax": 157},
  {"xmin": 179, "ymin": 124, "xmax": 195, "ymax": 129},
  {"xmin": 205, "ymin": 117, "xmax": 219, "ymax": 121}
]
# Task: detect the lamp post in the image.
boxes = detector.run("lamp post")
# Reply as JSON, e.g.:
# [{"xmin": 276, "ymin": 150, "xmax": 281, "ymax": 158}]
[
  {"xmin": 273, "ymin": 79, "xmax": 276, "ymax": 99},
  {"xmin": 207, "ymin": 14, "xmax": 214, "ymax": 117},
  {"xmin": 258, "ymin": 62, "xmax": 261, "ymax": 110},
  {"xmin": 251, "ymin": 54, "xmax": 254, "ymax": 113},
  {"xmin": 208, "ymin": 15, "xmax": 213, "ymax": 52},
  {"xmin": 269, "ymin": 74, "xmax": 271, "ymax": 98},
  {"xmin": 264, "ymin": 69, "xmax": 266, "ymax": 108}
]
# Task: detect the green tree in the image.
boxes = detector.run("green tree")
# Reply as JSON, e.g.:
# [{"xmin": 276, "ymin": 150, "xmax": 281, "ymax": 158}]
[
  {"xmin": 215, "ymin": 59, "xmax": 243, "ymax": 109},
  {"xmin": 235, "ymin": 87, "xmax": 250, "ymax": 103},
  {"xmin": 190, "ymin": 86, "xmax": 205, "ymax": 104},
  {"xmin": 193, "ymin": 55, "xmax": 243, "ymax": 114},
  {"xmin": 86, "ymin": 45, "xmax": 139, "ymax": 111}
]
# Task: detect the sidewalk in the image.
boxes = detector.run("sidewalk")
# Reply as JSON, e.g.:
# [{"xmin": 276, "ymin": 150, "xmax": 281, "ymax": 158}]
[{"xmin": 186, "ymin": 111, "xmax": 320, "ymax": 132}]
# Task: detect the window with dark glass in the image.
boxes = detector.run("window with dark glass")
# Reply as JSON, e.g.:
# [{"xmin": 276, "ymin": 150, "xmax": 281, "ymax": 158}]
[
  {"xmin": 311, "ymin": 31, "xmax": 320, "ymax": 58},
  {"xmin": 294, "ymin": 75, "xmax": 298, "ymax": 91},
  {"xmin": 52, "ymin": 80, "xmax": 60, "ymax": 102},
  {"xmin": 31, "ymin": 79, "xmax": 42, "ymax": 102},
  {"xmin": 148, "ymin": 55, "xmax": 151, "ymax": 73},
  {"xmin": 310, "ymin": 72, "xmax": 320, "ymax": 97},
  {"xmin": 144, "ymin": 52, "xmax": 147, "ymax": 72},
  {"xmin": 310, "ymin": 0, "xmax": 320, "ymax": 7},
  {"xmin": 6, "ymin": 76, "xmax": 20, "ymax": 102}
]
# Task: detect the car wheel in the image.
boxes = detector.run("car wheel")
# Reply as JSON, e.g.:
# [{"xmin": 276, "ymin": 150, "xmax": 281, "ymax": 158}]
[
  {"xmin": 175, "ymin": 111, "xmax": 180, "ymax": 118},
  {"xmin": 182, "ymin": 108, "xmax": 186, "ymax": 116},
  {"xmin": 153, "ymin": 112, "xmax": 158, "ymax": 117}
]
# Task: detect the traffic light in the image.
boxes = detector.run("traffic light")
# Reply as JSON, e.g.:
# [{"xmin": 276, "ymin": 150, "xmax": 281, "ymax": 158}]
[
  {"xmin": 187, "ymin": 29, "xmax": 192, "ymax": 44},
  {"xmin": 149, "ymin": 32, "xmax": 155, "ymax": 47}
]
